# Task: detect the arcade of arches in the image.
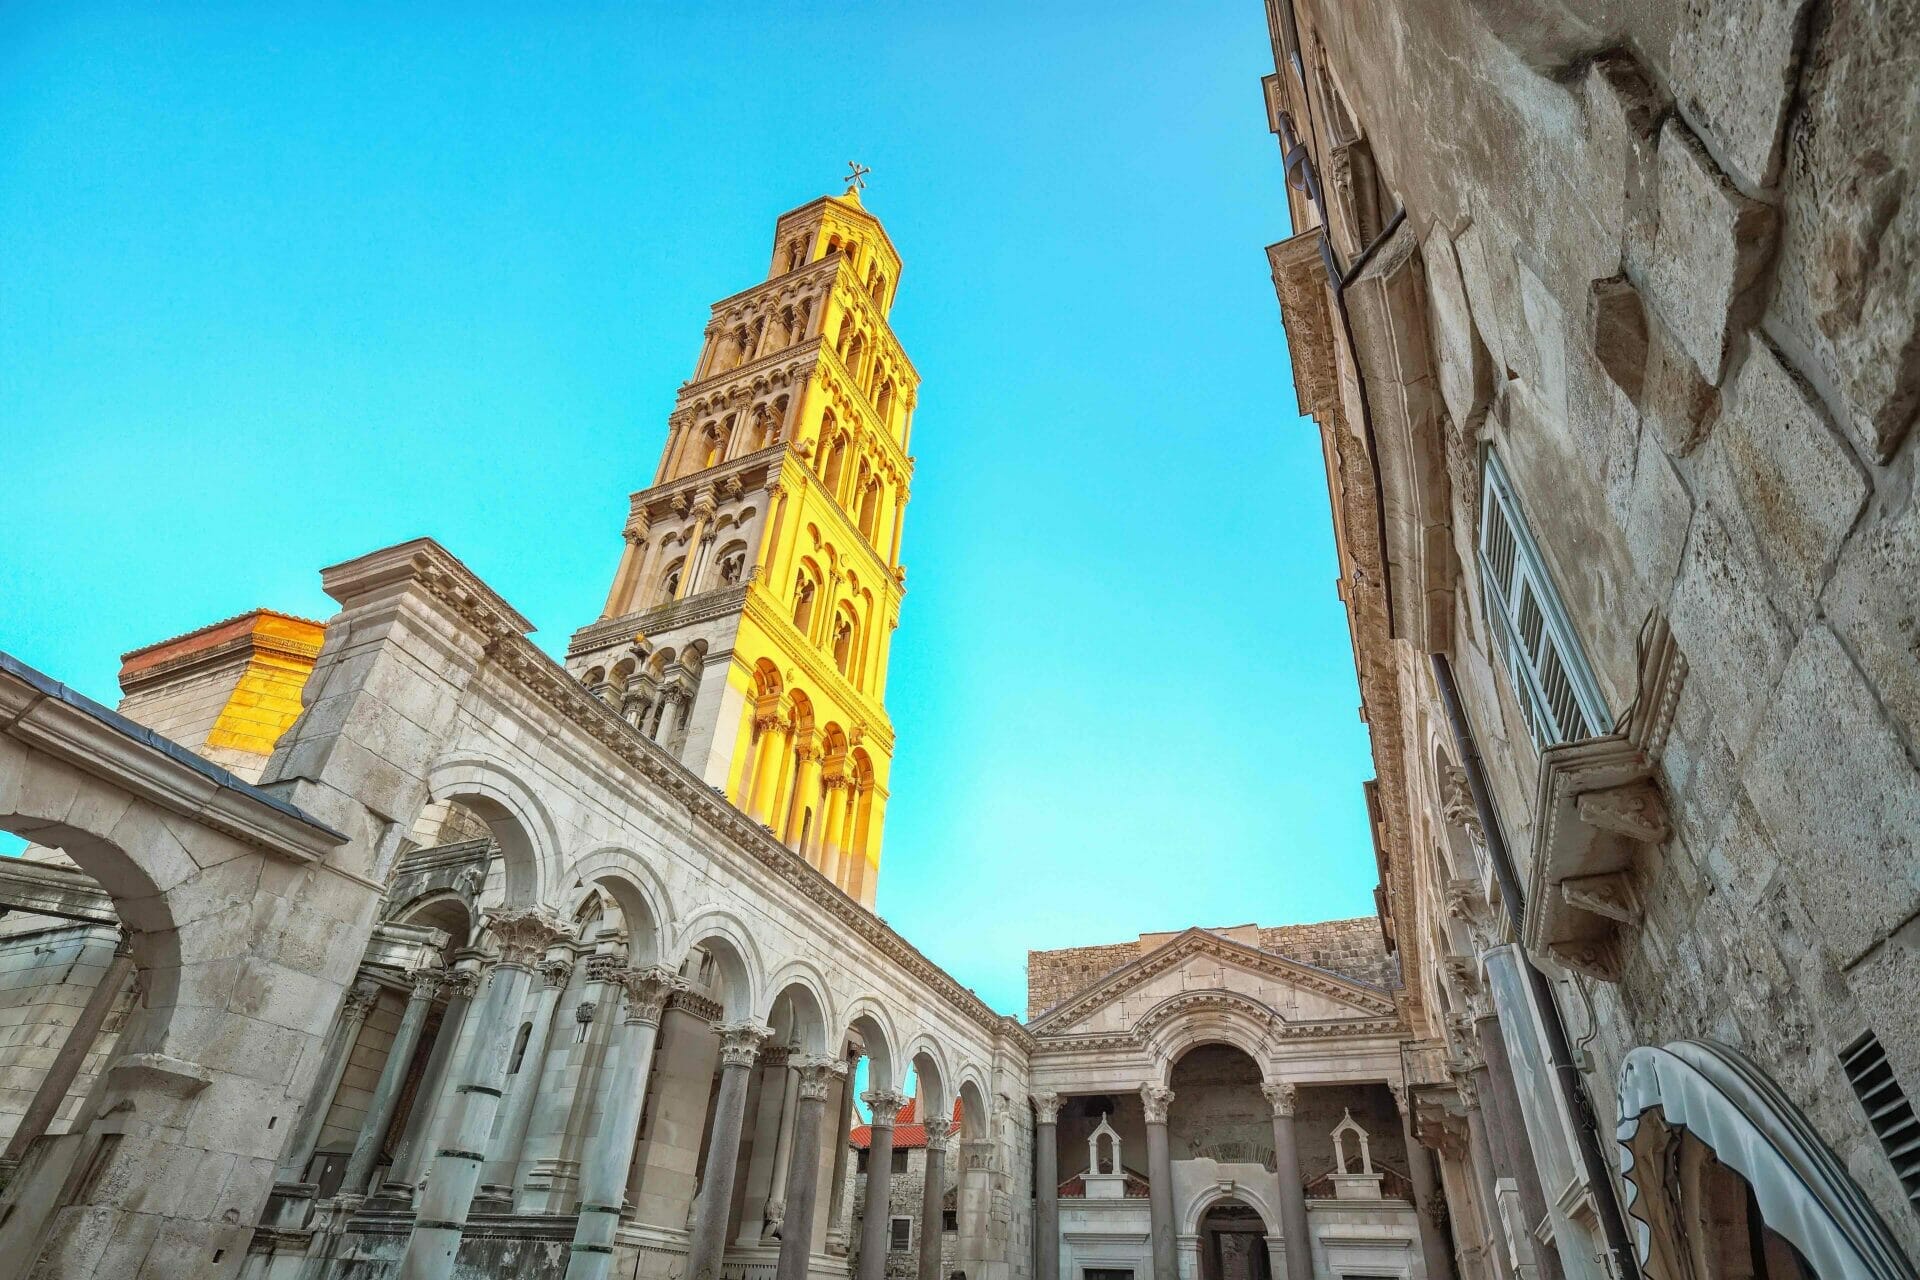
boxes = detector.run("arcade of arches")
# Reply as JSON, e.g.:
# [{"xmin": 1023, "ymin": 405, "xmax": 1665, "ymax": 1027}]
[{"xmin": 2, "ymin": 72, "xmax": 1917, "ymax": 1280}]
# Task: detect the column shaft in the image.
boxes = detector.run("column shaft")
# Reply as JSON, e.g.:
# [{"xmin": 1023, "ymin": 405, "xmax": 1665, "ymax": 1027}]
[
  {"xmin": 1262, "ymin": 1085, "xmax": 1313, "ymax": 1280},
  {"xmin": 825, "ymin": 1057, "xmax": 860, "ymax": 1253},
  {"xmin": 686, "ymin": 1022, "xmax": 772, "ymax": 1280},
  {"xmin": 342, "ymin": 975, "xmax": 440, "ymax": 1196},
  {"xmin": 1475, "ymin": 1019, "xmax": 1562, "ymax": 1280},
  {"xmin": 858, "ymin": 1109, "xmax": 899, "ymax": 1280},
  {"xmin": 1033, "ymin": 1109, "xmax": 1059, "ymax": 1280},
  {"xmin": 775, "ymin": 1061, "xmax": 839, "ymax": 1280},
  {"xmin": 481, "ymin": 963, "xmax": 569, "ymax": 1189},
  {"xmin": 918, "ymin": 1131, "xmax": 948, "ymax": 1280},
  {"xmin": 1, "ymin": 936, "xmax": 135, "ymax": 1167},
  {"xmin": 1464, "ymin": 1098, "xmax": 1509, "ymax": 1280},
  {"xmin": 766, "ymin": 1060, "xmax": 803, "ymax": 1231},
  {"xmin": 1394, "ymin": 1094, "xmax": 1459, "ymax": 1280},
  {"xmin": 278, "ymin": 976, "xmax": 378, "ymax": 1181},
  {"xmin": 565, "ymin": 967, "xmax": 681, "ymax": 1280},
  {"xmin": 1145, "ymin": 1119, "xmax": 1176, "ymax": 1280},
  {"xmin": 391, "ymin": 978, "xmax": 476, "ymax": 1189}
]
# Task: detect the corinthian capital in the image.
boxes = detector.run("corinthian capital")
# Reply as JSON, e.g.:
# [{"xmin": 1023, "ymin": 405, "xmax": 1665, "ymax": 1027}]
[
  {"xmin": 795, "ymin": 1054, "xmax": 848, "ymax": 1101},
  {"xmin": 1031, "ymin": 1091, "xmax": 1063, "ymax": 1125},
  {"xmin": 483, "ymin": 907, "xmax": 574, "ymax": 970},
  {"xmin": 922, "ymin": 1115, "xmax": 955, "ymax": 1151},
  {"xmin": 405, "ymin": 967, "xmax": 449, "ymax": 1001},
  {"xmin": 863, "ymin": 1089, "xmax": 911, "ymax": 1127},
  {"xmin": 617, "ymin": 966, "xmax": 689, "ymax": 1026},
  {"xmin": 341, "ymin": 978, "xmax": 381, "ymax": 1023},
  {"xmin": 1139, "ymin": 1083, "xmax": 1174, "ymax": 1125},
  {"xmin": 714, "ymin": 1019, "xmax": 775, "ymax": 1067},
  {"xmin": 1261, "ymin": 1082, "xmax": 1298, "ymax": 1118}
]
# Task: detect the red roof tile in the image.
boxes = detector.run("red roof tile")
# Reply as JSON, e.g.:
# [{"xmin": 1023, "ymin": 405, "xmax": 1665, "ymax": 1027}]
[{"xmin": 849, "ymin": 1096, "xmax": 963, "ymax": 1149}]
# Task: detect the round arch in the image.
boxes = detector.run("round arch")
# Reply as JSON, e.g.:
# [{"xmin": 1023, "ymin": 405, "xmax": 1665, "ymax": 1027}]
[
  {"xmin": 1139, "ymin": 994, "xmax": 1280, "ymax": 1084},
  {"xmin": 1180, "ymin": 1182, "xmax": 1282, "ymax": 1237},
  {"xmin": 840, "ymin": 998, "xmax": 901, "ymax": 1093},
  {"xmin": 905, "ymin": 1034, "xmax": 953, "ymax": 1114},
  {"xmin": 421, "ymin": 755, "xmax": 559, "ymax": 908},
  {"xmin": 387, "ymin": 889, "xmax": 474, "ymax": 950},
  {"xmin": 763, "ymin": 963, "xmax": 832, "ymax": 1055},
  {"xmin": 956, "ymin": 1073, "xmax": 991, "ymax": 1141},
  {"xmin": 675, "ymin": 908, "xmax": 765, "ymax": 1019},
  {"xmin": 565, "ymin": 847, "xmax": 674, "ymax": 966}
]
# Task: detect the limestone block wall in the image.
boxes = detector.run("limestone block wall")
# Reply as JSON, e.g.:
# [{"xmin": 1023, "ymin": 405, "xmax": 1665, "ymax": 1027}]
[
  {"xmin": 845, "ymin": 1144, "xmax": 958, "ymax": 1280},
  {"xmin": 1272, "ymin": 0, "xmax": 1920, "ymax": 1260},
  {"xmin": 0, "ymin": 921, "xmax": 129, "ymax": 1147}
]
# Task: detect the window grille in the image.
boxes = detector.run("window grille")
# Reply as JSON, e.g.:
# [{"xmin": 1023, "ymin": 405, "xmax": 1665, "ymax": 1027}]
[
  {"xmin": 1840, "ymin": 1031, "xmax": 1920, "ymax": 1216},
  {"xmin": 1478, "ymin": 451, "xmax": 1609, "ymax": 748},
  {"xmin": 890, "ymin": 1217, "xmax": 913, "ymax": 1252}
]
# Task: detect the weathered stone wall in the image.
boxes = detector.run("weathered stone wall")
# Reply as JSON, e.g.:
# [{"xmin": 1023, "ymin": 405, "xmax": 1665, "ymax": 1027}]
[
  {"xmin": 1270, "ymin": 0, "xmax": 1920, "ymax": 1261},
  {"xmin": 0, "ymin": 922, "xmax": 130, "ymax": 1148},
  {"xmin": 845, "ymin": 1144, "xmax": 959, "ymax": 1280}
]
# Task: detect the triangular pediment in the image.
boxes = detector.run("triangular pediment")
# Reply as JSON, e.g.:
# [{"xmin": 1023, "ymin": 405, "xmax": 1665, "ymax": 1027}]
[{"xmin": 1029, "ymin": 927, "xmax": 1399, "ymax": 1040}]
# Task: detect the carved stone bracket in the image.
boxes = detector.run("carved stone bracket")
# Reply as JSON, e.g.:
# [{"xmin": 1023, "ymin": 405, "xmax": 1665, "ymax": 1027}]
[{"xmin": 1524, "ymin": 611, "xmax": 1683, "ymax": 982}]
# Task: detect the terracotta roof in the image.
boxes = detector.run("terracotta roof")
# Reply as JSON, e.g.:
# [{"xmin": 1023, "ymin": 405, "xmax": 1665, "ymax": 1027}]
[{"xmin": 849, "ymin": 1096, "xmax": 963, "ymax": 1149}]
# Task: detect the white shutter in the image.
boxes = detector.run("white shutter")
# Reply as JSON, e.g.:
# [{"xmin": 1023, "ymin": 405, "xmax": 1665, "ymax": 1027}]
[{"xmin": 1477, "ymin": 452, "xmax": 1607, "ymax": 748}]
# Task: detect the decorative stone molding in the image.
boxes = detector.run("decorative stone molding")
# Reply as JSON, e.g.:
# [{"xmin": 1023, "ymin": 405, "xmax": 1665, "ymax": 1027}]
[
  {"xmin": 442, "ymin": 967, "xmax": 482, "ymax": 1000},
  {"xmin": 1524, "ymin": 610, "xmax": 1685, "ymax": 982},
  {"xmin": 1032, "ymin": 1091, "xmax": 1063, "ymax": 1125},
  {"xmin": 1139, "ymin": 1084, "xmax": 1175, "ymax": 1126},
  {"xmin": 795, "ymin": 1055, "xmax": 847, "ymax": 1101},
  {"xmin": 538, "ymin": 956, "xmax": 575, "ymax": 990},
  {"xmin": 483, "ymin": 907, "xmax": 575, "ymax": 970},
  {"xmin": 341, "ymin": 978, "xmax": 381, "ymax": 1023},
  {"xmin": 714, "ymin": 1020, "xmax": 775, "ymax": 1067},
  {"xmin": 864, "ymin": 1089, "xmax": 910, "ymax": 1126},
  {"xmin": 1439, "ymin": 764, "xmax": 1483, "ymax": 843},
  {"xmin": 1261, "ymin": 1082, "xmax": 1298, "ymax": 1118},
  {"xmin": 614, "ymin": 967, "xmax": 687, "ymax": 1027}
]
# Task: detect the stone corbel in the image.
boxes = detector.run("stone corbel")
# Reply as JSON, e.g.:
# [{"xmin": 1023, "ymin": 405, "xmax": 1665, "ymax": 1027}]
[{"xmin": 1524, "ymin": 611, "xmax": 1684, "ymax": 982}]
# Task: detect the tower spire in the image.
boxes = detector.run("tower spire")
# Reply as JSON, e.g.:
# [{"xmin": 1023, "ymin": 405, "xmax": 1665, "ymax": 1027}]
[{"xmin": 567, "ymin": 191, "xmax": 916, "ymax": 910}]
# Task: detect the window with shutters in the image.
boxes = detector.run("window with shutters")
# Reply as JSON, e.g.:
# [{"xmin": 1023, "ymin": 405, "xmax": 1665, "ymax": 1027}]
[
  {"xmin": 1840, "ymin": 1031, "xmax": 1920, "ymax": 1217},
  {"xmin": 1478, "ymin": 451, "xmax": 1610, "ymax": 749},
  {"xmin": 890, "ymin": 1217, "xmax": 913, "ymax": 1252}
]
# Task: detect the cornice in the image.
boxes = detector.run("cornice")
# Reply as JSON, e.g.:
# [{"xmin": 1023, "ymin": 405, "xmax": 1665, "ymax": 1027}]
[
  {"xmin": 1268, "ymin": 232, "xmax": 1341, "ymax": 422},
  {"xmin": 703, "ymin": 254, "xmax": 842, "ymax": 322},
  {"xmin": 568, "ymin": 587, "xmax": 751, "ymax": 660},
  {"xmin": 676, "ymin": 348, "xmax": 820, "ymax": 415},
  {"xmin": 1028, "ymin": 927, "xmax": 1398, "ymax": 1034}
]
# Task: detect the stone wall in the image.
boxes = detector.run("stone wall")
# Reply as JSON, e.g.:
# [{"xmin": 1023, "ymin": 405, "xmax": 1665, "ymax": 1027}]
[
  {"xmin": 0, "ymin": 921, "xmax": 129, "ymax": 1148},
  {"xmin": 845, "ymin": 1144, "xmax": 959, "ymax": 1280}
]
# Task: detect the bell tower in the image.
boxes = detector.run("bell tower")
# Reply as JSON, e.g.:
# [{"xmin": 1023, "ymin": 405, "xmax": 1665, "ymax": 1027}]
[{"xmin": 567, "ymin": 181, "xmax": 916, "ymax": 908}]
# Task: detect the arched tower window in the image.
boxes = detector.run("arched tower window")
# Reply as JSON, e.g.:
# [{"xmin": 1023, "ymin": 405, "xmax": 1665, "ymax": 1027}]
[
  {"xmin": 792, "ymin": 572, "xmax": 818, "ymax": 632},
  {"xmin": 832, "ymin": 609, "xmax": 857, "ymax": 675}
]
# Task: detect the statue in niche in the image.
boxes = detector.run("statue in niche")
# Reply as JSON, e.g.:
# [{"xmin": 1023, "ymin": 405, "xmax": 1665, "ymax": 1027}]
[{"xmin": 720, "ymin": 552, "xmax": 747, "ymax": 586}]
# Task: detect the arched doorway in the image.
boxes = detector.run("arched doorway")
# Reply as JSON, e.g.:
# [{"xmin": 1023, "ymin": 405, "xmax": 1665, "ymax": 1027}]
[{"xmin": 1199, "ymin": 1198, "xmax": 1273, "ymax": 1280}]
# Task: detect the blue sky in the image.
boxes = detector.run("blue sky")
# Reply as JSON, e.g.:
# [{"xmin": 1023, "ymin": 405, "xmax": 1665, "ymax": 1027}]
[{"xmin": 0, "ymin": 3, "xmax": 1377, "ymax": 1019}]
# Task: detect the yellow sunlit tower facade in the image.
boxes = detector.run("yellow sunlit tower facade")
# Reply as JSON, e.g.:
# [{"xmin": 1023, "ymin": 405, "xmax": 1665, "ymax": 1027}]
[{"xmin": 566, "ymin": 183, "xmax": 915, "ymax": 909}]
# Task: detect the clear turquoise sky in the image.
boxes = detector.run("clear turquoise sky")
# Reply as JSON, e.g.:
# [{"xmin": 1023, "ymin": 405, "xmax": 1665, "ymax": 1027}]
[{"xmin": 0, "ymin": 3, "xmax": 1377, "ymax": 1018}]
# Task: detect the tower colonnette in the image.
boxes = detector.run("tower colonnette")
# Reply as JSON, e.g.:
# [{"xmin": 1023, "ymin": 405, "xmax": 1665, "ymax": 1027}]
[{"xmin": 567, "ymin": 187, "xmax": 916, "ymax": 907}]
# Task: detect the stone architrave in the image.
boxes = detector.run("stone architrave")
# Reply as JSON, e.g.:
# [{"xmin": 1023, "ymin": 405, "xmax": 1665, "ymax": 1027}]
[
  {"xmin": 1140, "ymin": 1084, "xmax": 1177, "ymax": 1280},
  {"xmin": 564, "ymin": 966, "xmax": 687, "ymax": 1280},
  {"xmin": 398, "ymin": 907, "xmax": 573, "ymax": 1280},
  {"xmin": 685, "ymin": 1020, "xmax": 775, "ymax": 1280},
  {"xmin": 774, "ymin": 1056, "xmax": 848, "ymax": 1280},
  {"xmin": 919, "ymin": 1112, "xmax": 955, "ymax": 1280},
  {"xmin": 1033, "ymin": 1091, "xmax": 1063, "ymax": 1280},
  {"xmin": 1261, "ymin": 1083, "xmax": 1314, "ymax": 1280},
  {"xmin": 858, "ymin": 1089, "xmax": 910, "ymax": 1280}
]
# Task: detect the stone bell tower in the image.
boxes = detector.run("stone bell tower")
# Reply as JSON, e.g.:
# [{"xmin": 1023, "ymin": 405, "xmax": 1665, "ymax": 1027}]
[{"xmin": 567, "ymin": 179, "xmax": 916, "ymax": 908}]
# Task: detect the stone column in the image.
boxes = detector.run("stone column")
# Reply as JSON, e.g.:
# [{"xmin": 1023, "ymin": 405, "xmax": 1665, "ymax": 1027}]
[
  {"xmin": 825, "ymin": 1049, "xmax": 862, "ymax": 1254},
  {"xmin": 686, "ymin": 1020, "xmax": 775, "ymax": 1280},
  {"xmin": 1033, "ymin": 1092, "xmax": 1061, "ymax": 1280},
  {"xmin": 399, "ymin": 908, "xmax": 572, "ymax": 1280},
  {"xmin": 1260, "ymin": 1083, "xmax": 1313, "ymax": 1280},
  {"xmin": 0, "ymin": 931, "xmax": 137, "ymax": 1172},
  {"xmin": 390, "ymin": 966, "xmax": 480, "ymax": 1191},
  {"xmin": 1457, "ymin": 1070, "xmax": 1510, "ymax": 1280},
  {"xmin": 818, "ymin": 775, "xmax": 850, "ymax": 881},
  {"xmin": 602, "ymin": 526, "xmax": 649, "ymax": 618},
  {"xmin": 277, "ymin": 975, "xmax": 380, "ymax": 1182},
  {"xmin": 480, "ymin": 952, "xmax": 574, "ymax": 1192},
  {"xmin": 786, "ymin": 743, "xmax": 822, "ymax": 846},
  {"xmin": 1391, "ymin": 1085, "xmax": 1458, "ymax": 1280},
  {"xmin": 775, "ymin": 1056, "xmax": 847, "ymax": 1280},
  {"xmin": 919, "ymin": 1113, "xmax": 953, "ymax": 1280},
  {"xmin": 748, "ymin": 713, "xmax": 789, "ymax": 824},
  {"xmin": 1141, "ymin": 1084, "xmax": 1177, "ymax": 1280},
  {"xmin": 675, "ymin": 494, "xmax": 717, "ymax": 601},
  {"xmin": 857, "ymin": 1088, "xmax": 907, "ymax": 1280},
  {"xmin": 765, "ymin": 1051, "xmax": 804, "ymax": 1235},
  {"xmin": 340, "ymin": 968, "xmax": 445, "ymax": 1197},
  {"xmin": 565, "ymin": 966, "xmax": 686, "ymax": 1280}
]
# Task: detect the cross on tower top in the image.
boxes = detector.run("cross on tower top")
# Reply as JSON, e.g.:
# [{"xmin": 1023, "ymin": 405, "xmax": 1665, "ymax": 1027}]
[{"xmin": 843, "ymin": 161, "xmax": 871, "ymax": 194}]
